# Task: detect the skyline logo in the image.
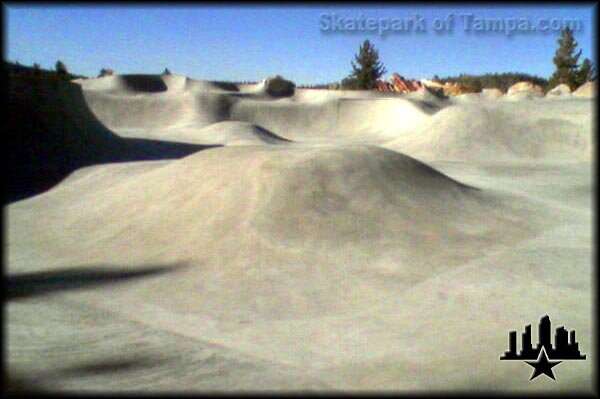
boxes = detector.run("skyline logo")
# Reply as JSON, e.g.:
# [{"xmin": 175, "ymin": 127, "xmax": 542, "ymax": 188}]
[{"xmin": 500, "ymin": 315, "xmax": 586, "ymax": 380}]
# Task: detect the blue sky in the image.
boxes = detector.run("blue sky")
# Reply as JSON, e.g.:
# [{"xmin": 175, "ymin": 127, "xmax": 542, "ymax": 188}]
[{"xmin": 4, "ymin": 4, "xmax": 596, "ymax": 84}]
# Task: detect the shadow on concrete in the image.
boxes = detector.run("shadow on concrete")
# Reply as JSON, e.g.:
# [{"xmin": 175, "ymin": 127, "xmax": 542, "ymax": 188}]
[
  {"xmin": 2, "ymin": 263, "xmax": 185, "ymax": 396},
  {"xmin": 4, "ymin": 261, "xmax": 186, "ymax": 393},
  {"xmin": 5, "ymin": 354, "xmax": 175, "ymax": 393},
  {"xmin": 121, "ymin": 74, "xmax": 168, "ymax": 93},
  {"xmin": 2, "ymin": 372, "xmax": 47, "ymax": 394},
  {"xmin": 6, "ymin": 262, "xmax": 186, "ymax": 300},
  {"xmin": 4, "ymin": 76, "xmax": 222, "ymax": 204},
  {"xmin": 59, "ymin": 355, "xmax": 169, "ymax": 377}
]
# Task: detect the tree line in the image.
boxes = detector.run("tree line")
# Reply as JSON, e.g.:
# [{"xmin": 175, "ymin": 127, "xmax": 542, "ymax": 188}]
[
  {"xmin": 337, "ymin": 27, "xmax": 595, "ymax": 92},
  {"xmin": 433, "ymin": 72, "xmax": 550, "ymax": 93},
  {"xmin": 4, "ymin": 60, "xmax": 86, "ymax": 81}
]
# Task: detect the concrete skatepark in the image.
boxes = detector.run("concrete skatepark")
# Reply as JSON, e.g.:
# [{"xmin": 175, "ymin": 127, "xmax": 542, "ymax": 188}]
[{"xmin": 5, "ymin": 73, "xmax": 594, "ymax": 392}]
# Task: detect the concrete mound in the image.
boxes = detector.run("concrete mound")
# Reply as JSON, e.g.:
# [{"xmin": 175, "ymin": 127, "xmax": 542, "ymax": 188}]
[
  {"xmin": 547, "ymin": 83, "xmax": 572, "ymax": 96},
  {"xmin": 245, "ymin": 145, "xmax": 483, "ymax": 244},
  {"xmin": 506, "ymin": 81, "xmax": 544, "ymax": 99},
  {"xmin": 481, "ymin": 88, "xmax": 504, "ymax": 99},
  {"xmin": 386, "ymin": 101, "xmax": 592, "ymax": 162},
  {"xmin": 573, "ymin": 81, "xmax": 596, "ymax": 98},
  {"xmin": 4, "ymin": 145, "xmax": 492, "ymax": 277},
  {"xmin": 7, "ymin": 143, "xmax": 553, "ymax": 324}
]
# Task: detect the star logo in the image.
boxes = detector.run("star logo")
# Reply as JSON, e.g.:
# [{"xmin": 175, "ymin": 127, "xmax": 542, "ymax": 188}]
[{"xmin": 525, "ymin": 347, "xmax": 561, "ymax": 380}]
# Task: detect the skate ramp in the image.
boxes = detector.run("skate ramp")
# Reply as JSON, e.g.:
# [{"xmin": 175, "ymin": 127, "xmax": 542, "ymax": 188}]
[
  {"xmin": 75, "ymin": 75, "xmax": 592, "ymax": 164},
  {"xmin": 5, "ymin": 77, "xmax": 217, "ymax": 203},
  {"xmin": 6, "ymin": 144, "xmax": 552, "ymax": 317},
  {"xmin": 384, "ymin": 100, "xmax": 593, "ymax": 162},
  {"xmin": 76, "ymin": 75, "xmax": 442, "ymax": 144}
]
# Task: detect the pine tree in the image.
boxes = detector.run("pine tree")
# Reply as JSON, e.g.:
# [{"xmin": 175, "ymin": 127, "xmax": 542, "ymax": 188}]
[
  {"xmin": 548, "ymin": 27, "xmax": 582, "ymax": 90},
  {"xmin": 575, "ymin": 58, "xmax": 595, "ymax": 86},
  {"xmin": 343, "ymin": 39, "xmax": 387, "ymax": 90}
]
